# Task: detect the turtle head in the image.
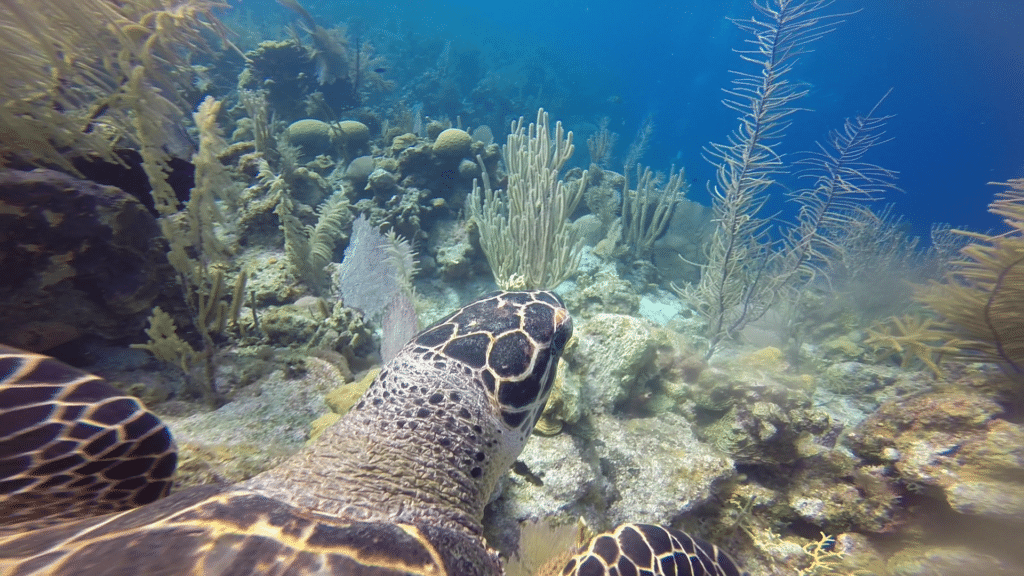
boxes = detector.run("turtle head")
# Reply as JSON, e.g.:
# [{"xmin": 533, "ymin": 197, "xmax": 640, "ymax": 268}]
[
  {"xmin": 403, "ymin": 290, "xmax": 572, "ymax": 502},
  {"xmin": 410, "ymin": 290, "xmax": 572, "ymax": 436},
  {"xmin": 334, "ymin": 290, "xmax": 571, "ymax": 530},
  {"xmin": 384, "ymin": 291, "xmax": 570, "ymax": 493}
]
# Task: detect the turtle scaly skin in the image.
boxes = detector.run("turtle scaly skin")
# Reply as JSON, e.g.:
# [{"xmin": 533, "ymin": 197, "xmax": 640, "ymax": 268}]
[{"xmin": 0, "ymin": 291, "xmax": 743, "ymax": 576}]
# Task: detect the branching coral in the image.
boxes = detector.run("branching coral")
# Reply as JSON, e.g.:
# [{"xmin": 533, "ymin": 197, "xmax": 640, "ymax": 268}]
[
  {"xmin": 134, "ymin": 97, "xmax": 247, "ymax": 406},
  {"xmin": 797, "ymin": 533, "xmax": 871, "ymax": 576},
  {"xmin": 619, "ymin": 164, "xmax": 687, "ymax": 261},
  {"xmin": 468, "ymin": 108, "xmax": 587, "ymax": 290},
  {"xmin": 865, "ymin": 314, "xmax": 960, "ymax": 377}
]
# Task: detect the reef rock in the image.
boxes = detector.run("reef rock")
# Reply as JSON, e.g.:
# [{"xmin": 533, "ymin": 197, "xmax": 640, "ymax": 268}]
[
  {"xmin": 850, "ymin": 391, "xmax": 1024, "ymax": 523},
  {"xmin": 591, "ymin": 412, "xmax": 735, "ymax": 524},
  {"xmin": 167, "ymin": 354, "xmax": 343, "ymax": 488},
  {"xmin": 564, "ymin": 275, "xmax": 640, "ymax": 319},
  {"xmin": 682, "ymin": 348, "xmax": 831, "ymax": 467},
  {"xmin": 571, "ymin": 313, "xmax": 657, "ymax": 413},
  {"xmin": 887, "ymin": 545, "xmax": 1020, "ymax": 576},
  {"xmin": 0, "ymin": 169, "xmax": 164, "ymax": 350},
  {"xmin": 484, "ymin": 411, "xmax": 733, "ymax": 557}
]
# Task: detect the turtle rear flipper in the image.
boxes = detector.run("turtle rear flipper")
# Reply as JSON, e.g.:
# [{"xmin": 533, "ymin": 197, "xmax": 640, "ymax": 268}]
[{"xmin": 562, "ymin": 523, "xmax": 746, "ymax": 576}]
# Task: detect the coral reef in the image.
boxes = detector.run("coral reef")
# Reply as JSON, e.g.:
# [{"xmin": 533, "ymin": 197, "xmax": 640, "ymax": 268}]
[
  {"xmin": 850, "ymin": 391, "xmax": 1024, "ymax": 523},
  {"xmin": 239, "ymin": 39, "xmax": 356, "ymax": 121},
  {"xmin": 426, "ymin": 219, "xmax": 479, "ymax": 281},
  {"xmin": 2, "ymin": 1, "xmax": 1022, "ymax": 574},
  {"xmin": 484, "ymin": 412, "xmax": 734, "ymax": 559}
]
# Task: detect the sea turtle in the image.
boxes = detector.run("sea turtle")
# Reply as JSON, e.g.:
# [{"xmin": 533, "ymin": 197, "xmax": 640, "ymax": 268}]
[{"xmin": 0, "ymin": 291, "xmax": 743, "ymax": 576}]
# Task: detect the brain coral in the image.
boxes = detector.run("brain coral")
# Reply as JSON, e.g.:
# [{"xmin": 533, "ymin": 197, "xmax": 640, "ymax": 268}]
[
  {"xmin": 337, "ymin": 120, "xmax": 370, "ymax": 145},
  {"xmin": 432, "ymin": 128, "xmax": 472, "ymax": 158},
  {"xmin": 286, "ymin": 119, "xmax": 332, "ymax": 156}
]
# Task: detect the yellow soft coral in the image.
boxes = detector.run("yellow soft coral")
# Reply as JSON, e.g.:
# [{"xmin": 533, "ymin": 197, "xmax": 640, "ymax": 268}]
[
  {"xmin": 917, "ymin": 179, "xmax": 1024, "ymax": 380},
  {"xmin": 0, "ymin": 0, "xmax": 228, "ymax": 170}
]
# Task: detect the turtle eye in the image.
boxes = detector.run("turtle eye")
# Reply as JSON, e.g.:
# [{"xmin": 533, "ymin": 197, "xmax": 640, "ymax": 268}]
[{"xmin": 551, "ymin": 314, "xmax": 571, "ymax": 354}]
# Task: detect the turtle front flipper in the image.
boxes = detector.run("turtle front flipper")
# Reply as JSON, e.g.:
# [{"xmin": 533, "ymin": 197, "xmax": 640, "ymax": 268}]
[
  {"xmin": 561, "ymin": 524, "xmax": 745, "ymax": 576},
  {"xmin": 0, "ymin": 345, "xmax": 176, "ymax": 533},
  {"xmin": 0, "ymin": 486, "xmax": 502, "ymax": 576}
]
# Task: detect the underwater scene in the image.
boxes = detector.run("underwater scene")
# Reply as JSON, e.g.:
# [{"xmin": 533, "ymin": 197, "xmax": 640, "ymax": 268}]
[{"xmin": 1, "ymin": 0, "xmax": 1023, "ymax": 574}]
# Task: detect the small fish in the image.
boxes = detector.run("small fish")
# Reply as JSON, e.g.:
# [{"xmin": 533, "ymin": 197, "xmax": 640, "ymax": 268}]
[
  {"xmin": 164, "ymin": 122, "xmax": 198, "ymax": 160},
  {"xmin": 82, "ymin": 102, "xmax": 111, "ymax": 133}
]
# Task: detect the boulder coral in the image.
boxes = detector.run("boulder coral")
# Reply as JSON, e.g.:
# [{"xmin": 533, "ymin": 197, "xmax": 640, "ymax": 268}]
[
  {"xmin": 286, "ymin": 119, "xmax": 333, "ymax": 157},
  {"xmin": 432, "ymin": 128, "xmax": 473, "ymax": 158}
]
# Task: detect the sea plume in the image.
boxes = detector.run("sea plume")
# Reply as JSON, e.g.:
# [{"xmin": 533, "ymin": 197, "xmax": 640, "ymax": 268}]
[
  {"xmin": 278, "ymin": 0, "xmax": 350, "ymax": 85},
  {"xmin": 675, "ymin": 0, "xmax": 846, "ymax": 357},
  {"xmin": 781, "ymin": 89, "xmax": 900, "ymax": 284}
]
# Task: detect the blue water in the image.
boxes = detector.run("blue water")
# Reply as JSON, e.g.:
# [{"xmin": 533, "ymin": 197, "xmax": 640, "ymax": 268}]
[{"xmin": 239, "ymin": 0, "xmax": 1023, "ymax": 239}]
